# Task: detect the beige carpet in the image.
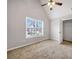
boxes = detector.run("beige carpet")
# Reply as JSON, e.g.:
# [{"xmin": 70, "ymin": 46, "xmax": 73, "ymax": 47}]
[{"xmin": 7, "ymin": 40, "xmax": 72, "ymax": 59}]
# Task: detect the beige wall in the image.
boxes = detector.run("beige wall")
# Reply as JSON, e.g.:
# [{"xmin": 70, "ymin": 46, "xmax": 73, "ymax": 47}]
[{"xmin": 7, "ymin": 0, "xmax": 50, "ymax": 50}]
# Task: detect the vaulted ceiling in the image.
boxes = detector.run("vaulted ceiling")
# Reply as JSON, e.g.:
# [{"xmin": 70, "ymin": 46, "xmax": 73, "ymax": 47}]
[{"xmin": 40, "ymin": 0, "xmax": 72, "ymax": 19}]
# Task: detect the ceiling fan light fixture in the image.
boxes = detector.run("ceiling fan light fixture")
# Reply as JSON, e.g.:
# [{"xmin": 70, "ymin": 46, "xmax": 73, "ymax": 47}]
[
  {"xmin": 52, "ymin": 2, "xmax": 55, "ymax": 5},
  {"xmin": 49, "ymin": 5, "xmax": 53, "ymax": 8},
  {"xmin": 47, "ymin": 1, "xmax": 55, "ymax": 10},
  {"xmin": 50, "ymin": 7, "xmax": 53, "ymax": 10},
  {"xmin": 48, "ymin": 2, "xmax": 51, "ymax": 6},
  {"xmin": 48, "ymin": 1, "xmax": 55, "ymax": 7}
]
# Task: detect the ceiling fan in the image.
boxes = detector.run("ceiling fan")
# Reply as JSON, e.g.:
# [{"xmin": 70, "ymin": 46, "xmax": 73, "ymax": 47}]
[{"xmin": 41, "ymin": 0, "xmax": 63, "ymax": 10}]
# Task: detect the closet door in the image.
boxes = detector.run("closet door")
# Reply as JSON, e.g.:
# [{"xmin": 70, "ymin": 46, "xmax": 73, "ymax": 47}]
[{"xmin": 63, "ymin": 20, "xmax": 72, "ymax": 41}]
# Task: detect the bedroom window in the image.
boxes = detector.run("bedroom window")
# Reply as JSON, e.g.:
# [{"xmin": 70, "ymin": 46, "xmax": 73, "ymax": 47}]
[{"xmin": 26, "ymin": 17, "xmax": 43, "ymax": 38}]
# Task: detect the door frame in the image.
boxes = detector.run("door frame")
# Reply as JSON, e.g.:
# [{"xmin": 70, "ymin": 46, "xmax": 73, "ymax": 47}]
[{"xmin": 59, "ymin": 19, "xmax": 72, "ymax": 43}]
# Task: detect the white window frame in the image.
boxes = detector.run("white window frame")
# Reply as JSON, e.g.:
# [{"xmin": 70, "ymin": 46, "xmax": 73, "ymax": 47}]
[{"xmin": 26, "ymin": 17, "xmax": 44, "ymax": 38}]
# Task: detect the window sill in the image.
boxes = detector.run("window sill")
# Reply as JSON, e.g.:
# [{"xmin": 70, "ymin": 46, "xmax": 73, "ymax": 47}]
[{"xmin": 26, "ymin": 35, "xmax": 44, "ymax": 39}]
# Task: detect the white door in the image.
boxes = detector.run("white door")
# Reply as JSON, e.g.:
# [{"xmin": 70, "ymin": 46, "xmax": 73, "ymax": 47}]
[{"xmin": 50, "ymin": 19, "xmax": 63, "ymax": 43}]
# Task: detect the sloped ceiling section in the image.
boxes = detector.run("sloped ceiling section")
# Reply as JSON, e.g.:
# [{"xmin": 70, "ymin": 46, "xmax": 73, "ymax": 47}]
[{"xmin": 40, "ymin": 0, "xmax": 72, "ymax": 19}]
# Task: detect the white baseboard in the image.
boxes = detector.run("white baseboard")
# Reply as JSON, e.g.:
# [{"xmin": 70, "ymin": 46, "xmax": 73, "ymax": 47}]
[
  {"xmin": 7, "ymin": 43, "xmax": 28, "ymax": 51},
  {"xmin": 7, "ymin": 39, "xmax": 48, "ymax": 52}
]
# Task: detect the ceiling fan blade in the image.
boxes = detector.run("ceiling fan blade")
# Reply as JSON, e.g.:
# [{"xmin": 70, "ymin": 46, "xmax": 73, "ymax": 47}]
[
  {"xmin": 55, "ymin": 2, "xmax": 62, "ymax": 6},
  {"xmin": 41, "ymin": 3, "xmax": 48, "ymax": 6}
]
